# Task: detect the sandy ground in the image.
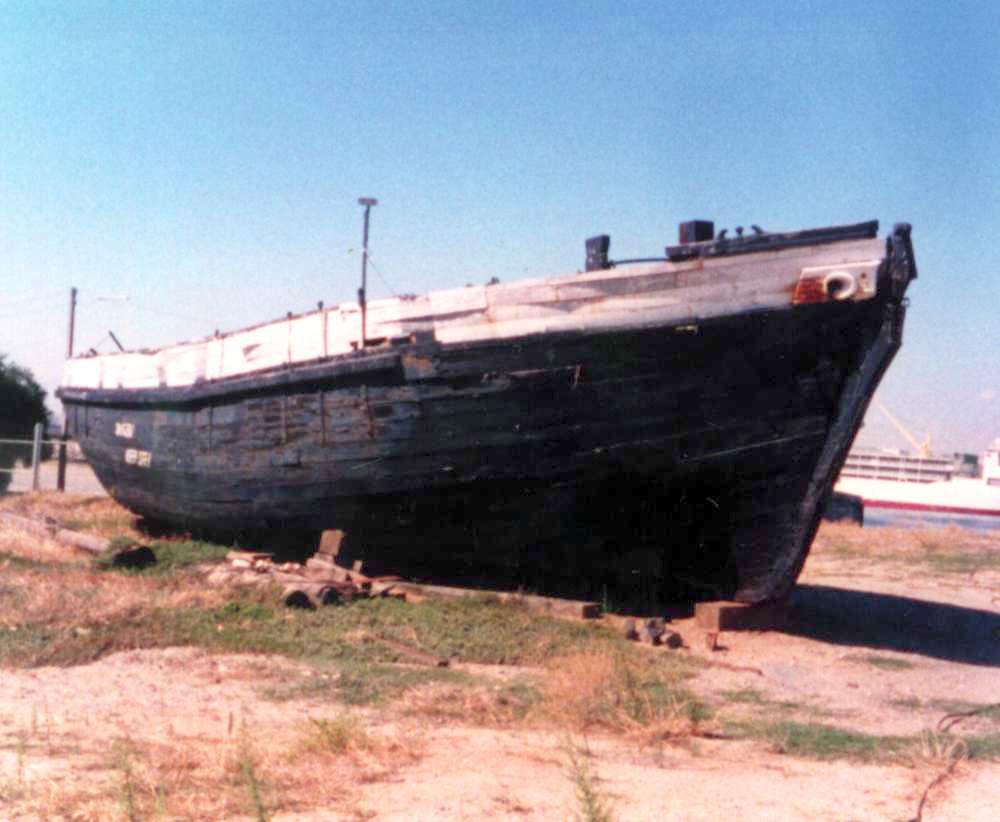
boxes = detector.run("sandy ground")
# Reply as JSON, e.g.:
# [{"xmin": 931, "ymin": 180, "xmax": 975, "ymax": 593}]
[{"xmin": 2, "ymin": 528, "xmax": 999, "ymax": 820}]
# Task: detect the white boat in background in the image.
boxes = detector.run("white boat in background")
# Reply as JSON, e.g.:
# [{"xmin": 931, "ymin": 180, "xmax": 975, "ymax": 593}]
[{"xmin": 834, "ymin": 439, "xmax": 1000, "ymax": 519}]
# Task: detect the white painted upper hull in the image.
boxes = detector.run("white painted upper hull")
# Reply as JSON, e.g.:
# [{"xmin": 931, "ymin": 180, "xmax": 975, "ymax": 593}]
[{"xmin": 61, "ymin": 237, "xmax": 883, "ymax": 392}]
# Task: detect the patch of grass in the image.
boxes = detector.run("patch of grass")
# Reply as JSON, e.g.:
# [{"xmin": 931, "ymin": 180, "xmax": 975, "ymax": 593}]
[
  {"xmin": 928, "ymin": 700, "xmax": 1000, "ymax": 721},
  {"xmin": 499, "ymin": 679, "xmax": 545, "ymax": 720},
  {"xmin": 539, "ymin": 651, "xmax": 708, "ymax": 742},
  {"xmin": 814, "ymin": 522, "xmax": 1000, "ymax": 577},
  {"xmin": 400, "ymin": 675, "xmax": 545, "ymax": 726},
  {"xmin": 301, "ymin": 716, "xmax": 371, "ymax": 756},
  {"xmin": 259, "ymin": 671, "xmax": 338, "ymax": 702},
  {"xmin": 334, "ymin": 662, "xmax": 474, "ymax": 706},
  {"xmin": 146, "ymin": 539, "xmax": 232, "ymax": 573},
  {"xmin": 844, "ymin": 653, "xmax": 916, "ymax": 671},
  {"xmin": 0, "ymin": 492, "xmax": 138, "ymax": 538},
  {"xmin": 921, "ymin": 550, "xmax": 1000, "ymax": 575},
  {"xmin": 731, "ymin": 720, "xmax": 908, "ymax": 762},
  {"xmin": 97, "ymin": 538, "xmax": 231, "ymax": 576},
  {"xmin": 721, "ymin": 688, "xmax": 767, "ymax": 705},
  {"xmin": 890, "ymin": 696, "xmax": 923, "ymax": 710},
  {"xmin": 729, "ymin": 720, "xmax": 1000, "ymax": 765},
  {"xmin": 0, "ymin": 585, "xmax": 650, "ymax": 711},
  {"xmin": 817, "ymin": 539, "xmax": 866, "ymax": 560},
  {"xmin": 0, "ymin": 623, "xmax": 58, "ymax": 665},
  {"xmin": 0, "ymin": 552, "xmax": 53, "ymax": 572},
  {"xmin": 966, "ymin": 733, "xmax": 1000, "ymax": 759},
  {"xmin": 719, "ymin": 688, "xmax": 804, "ymax": 715}
]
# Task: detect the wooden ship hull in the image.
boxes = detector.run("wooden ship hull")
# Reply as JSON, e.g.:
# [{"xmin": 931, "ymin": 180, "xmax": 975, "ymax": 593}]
[{"xmin": 57, "ymin": 220, "xmax": 917, "ymax": 602}]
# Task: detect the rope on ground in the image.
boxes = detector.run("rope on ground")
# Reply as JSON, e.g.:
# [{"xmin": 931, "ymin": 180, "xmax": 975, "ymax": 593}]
[
  {"xmin": 908, "ymin": 701, "xmax": 999, "ymax": 821},
  {"xmin": 909, "ymin": 738, "xmax": 967, "ymax": 822}
]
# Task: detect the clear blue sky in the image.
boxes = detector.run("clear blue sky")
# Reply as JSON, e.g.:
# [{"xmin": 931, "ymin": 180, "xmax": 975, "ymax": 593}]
[{"xmin": 2, "ymin": 1, "xmax": 997, "ymax": 452}]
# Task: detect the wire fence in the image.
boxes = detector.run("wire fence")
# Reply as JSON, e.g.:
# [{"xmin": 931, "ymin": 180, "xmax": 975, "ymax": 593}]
[{"xmin": 0, "ymin": 426, "xmax": 95, "ymax": 494}]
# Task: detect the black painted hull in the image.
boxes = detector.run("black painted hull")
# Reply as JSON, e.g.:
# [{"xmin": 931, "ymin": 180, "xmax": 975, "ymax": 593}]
[{"xmin": 59, "ymin": 227, "xmax": 916, "ymax": 602}]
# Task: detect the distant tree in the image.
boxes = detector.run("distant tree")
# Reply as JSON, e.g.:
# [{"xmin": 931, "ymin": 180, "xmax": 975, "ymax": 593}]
[{"xmin": 0, "ymin": 354, "xmax": 51, "ymax": 493}]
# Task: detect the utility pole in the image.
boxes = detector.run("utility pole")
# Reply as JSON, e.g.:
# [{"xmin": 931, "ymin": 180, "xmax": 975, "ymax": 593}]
[
  {"xmin": 56, "ymin": 287, "xmax": 77, "ymax": 491},
  {"xmin": 357, "ymin": 197, "xmax": 377, "ymax": 347}
]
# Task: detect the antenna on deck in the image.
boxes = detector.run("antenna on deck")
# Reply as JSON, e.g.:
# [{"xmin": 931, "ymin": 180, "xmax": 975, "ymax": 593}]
[{"xmin": 357, "ymin": 197, "xmax": 378, "ymax": 347}]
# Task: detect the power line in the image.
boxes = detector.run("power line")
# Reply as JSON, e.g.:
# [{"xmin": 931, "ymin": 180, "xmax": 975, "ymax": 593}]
[{"xmin": 345, "ymin": 247, "xmax": 397, "ymax": 296}]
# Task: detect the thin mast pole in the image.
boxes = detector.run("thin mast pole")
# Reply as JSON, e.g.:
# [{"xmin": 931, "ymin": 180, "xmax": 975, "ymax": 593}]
[{"xmin": 357, "ymin": 197, "xmax": 377, "ymax": 347}]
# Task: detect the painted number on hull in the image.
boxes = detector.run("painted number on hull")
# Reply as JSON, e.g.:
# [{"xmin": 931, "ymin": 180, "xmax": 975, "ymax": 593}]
[
  {"xmin": 115, "ymin": 421, "xmax": 135, "ymax": 438},
  {"xmin": 124, "ymin": 448, "xmax": 152, "ymax": 468}
]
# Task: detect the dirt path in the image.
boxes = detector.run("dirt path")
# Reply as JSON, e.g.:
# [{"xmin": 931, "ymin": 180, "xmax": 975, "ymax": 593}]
[{"xmin": 2, "ymin": 522, "xmax": 999, "ymax": 820}]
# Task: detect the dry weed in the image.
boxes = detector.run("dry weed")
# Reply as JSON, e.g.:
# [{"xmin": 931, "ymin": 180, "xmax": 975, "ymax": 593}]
[
  {"xmin": 0, "ymin": 492, "xmax": 140, "ymax": 539},
  {"xmin": 1, "ymin": 715, "xmax": 420, "ymax": 820},
  {"xmin": 906, "ymin": 730, "xmax": 969, "ymax": 770},
  {"xmin": 0, "ymin": 525, "xmax": 92, "ymax": 565},
  {"xmin": 0, "ymin": 561, "xmax": 228, "ymax": 633},
  {"xmin": 906, "ymin": 731, "xmax": 969, "ymax": 822},
  {"xmin": 294, "ymin": 714, "xmax": 423, "ymax": 783},
  {"xmin": 535, "ymin": 651, "xmax": 700, "ymax": 744},
  {"xmin": 815, "ymin": 521, "xmax": 997, "ymax": 559},
  {"xmin": 399, "ymin": 680, "xmax": 531, "ymax": 727}
]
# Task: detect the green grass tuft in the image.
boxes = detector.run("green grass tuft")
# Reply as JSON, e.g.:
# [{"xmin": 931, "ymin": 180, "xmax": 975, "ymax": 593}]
[
  {"xmin": 844, "ymin": 653, "xmax": 916, "ymax": 671},
  {"xmin": 98, "ymin": 538, "xmax": 231, "ymax": 575},
  {"xmin": 728, "ymin": 720, "xmax": 908, "ymax": 762},
  {"xmin": 965, "ymin": 733, "xmax": 1000, "ymax": 759}
]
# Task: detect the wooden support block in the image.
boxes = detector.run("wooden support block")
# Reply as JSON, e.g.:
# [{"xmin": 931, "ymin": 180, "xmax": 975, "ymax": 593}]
[
  {"xmin": 282, "ymin": 582, "xmax": 351, "ymax": 609},
  {"xmin": 694, "ymin": 600, "xmax": 788, "ymax": 632},
  {"xmin": 305, "ymin": 555, "xmax": 337, "ymax": 572},
  {"xmin": 227, "ymin": 550, "xmax": 271, "ymax": 563},
  {"xmin": 317, "ymin": 529, "xmax": 344, "ymax": 557}
]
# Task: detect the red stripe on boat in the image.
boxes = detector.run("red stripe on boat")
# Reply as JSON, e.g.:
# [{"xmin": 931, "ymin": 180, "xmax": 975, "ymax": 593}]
[{"xmin": 862, "ymin": 499, "xmax": 1000, "ymax": 517}]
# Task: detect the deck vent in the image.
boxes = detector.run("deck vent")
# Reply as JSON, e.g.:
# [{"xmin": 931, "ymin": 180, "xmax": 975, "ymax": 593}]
[
  {"xmin": 585, "ymin": 235, "xmax": 611, "ymax": 271},
  {"xmin": 678, "ymin": 220, "xmax": 715, "ymax": 244}
]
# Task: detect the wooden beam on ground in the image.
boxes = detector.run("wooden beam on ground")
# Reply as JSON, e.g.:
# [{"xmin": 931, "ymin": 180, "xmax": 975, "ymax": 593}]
[{"xmin": 0, "ymin": 512, "xmax": 110, "ymax": 554}]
